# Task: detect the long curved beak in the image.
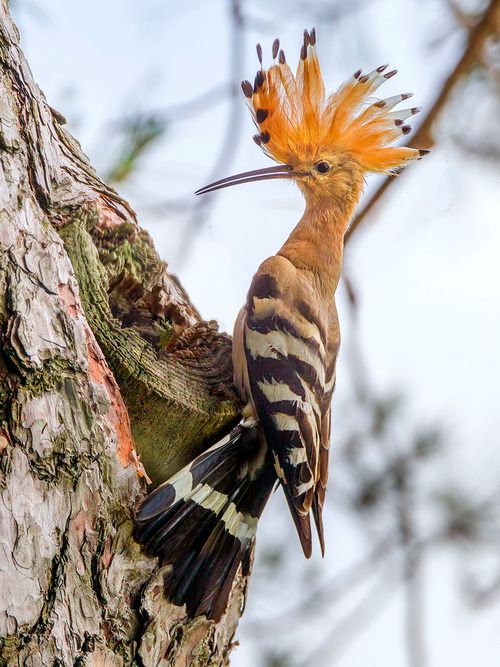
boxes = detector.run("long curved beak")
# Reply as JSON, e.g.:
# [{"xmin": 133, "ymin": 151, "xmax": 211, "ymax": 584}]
[{"xmin": 195, "ymin": 164, "xmax": 306, "ymax": 195}]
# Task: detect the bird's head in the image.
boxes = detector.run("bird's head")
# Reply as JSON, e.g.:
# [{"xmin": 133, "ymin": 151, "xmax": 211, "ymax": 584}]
[{"xmin": 196, "ymin": 29, "xmax": 428, "ymax": 202}]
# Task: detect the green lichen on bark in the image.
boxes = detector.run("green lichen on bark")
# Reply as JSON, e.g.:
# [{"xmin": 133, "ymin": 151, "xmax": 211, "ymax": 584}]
[{"xmin": 59, "ymin": 211, "xmax": 239, "ymax": 484}]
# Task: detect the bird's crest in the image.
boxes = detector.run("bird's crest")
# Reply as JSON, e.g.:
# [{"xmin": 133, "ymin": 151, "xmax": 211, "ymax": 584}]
[{"xmin": 242, "ymin": 29, "xmax": 427, "ymax": 173}]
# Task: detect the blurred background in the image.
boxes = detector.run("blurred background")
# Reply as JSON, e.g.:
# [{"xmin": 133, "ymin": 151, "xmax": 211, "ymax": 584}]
[{"xmin": 11, "ymin": 0, "xmax": 500, "ymax": 665}]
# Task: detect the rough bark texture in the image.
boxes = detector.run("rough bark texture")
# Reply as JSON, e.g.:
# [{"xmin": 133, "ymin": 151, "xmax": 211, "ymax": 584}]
[{"xmin": 0, "ymin": 1, "xmax": 246, "ymax": 664}]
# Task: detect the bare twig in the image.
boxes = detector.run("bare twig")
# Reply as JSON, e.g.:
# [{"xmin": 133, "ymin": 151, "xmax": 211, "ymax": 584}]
[
  {"xmin": 345, "ymin": 0, "xmax": 500, "ymax": 245},
  {"xmin": 108, "ymin": 83, "xmax": 231, "ymax": 132},
  {"xmin": 175, "ymin": 0, "xmax": 245, "ymax": 265},
  {"xmin": 159, "ymin": 83, "xmax": 233, "ymax": 122}
]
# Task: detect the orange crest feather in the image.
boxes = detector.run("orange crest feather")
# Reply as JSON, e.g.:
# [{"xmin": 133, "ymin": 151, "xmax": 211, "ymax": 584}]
[{"xmin": 242, "ymin": 29, "xmax": 426, "ymax": 173}]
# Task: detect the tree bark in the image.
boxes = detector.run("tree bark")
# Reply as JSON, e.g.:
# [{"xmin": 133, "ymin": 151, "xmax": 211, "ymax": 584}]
[{"xmin": 0, "ymin": 2, "xmax": 246, "ymax": 664}]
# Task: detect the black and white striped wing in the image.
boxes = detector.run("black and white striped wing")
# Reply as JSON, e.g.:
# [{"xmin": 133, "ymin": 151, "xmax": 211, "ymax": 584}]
[{"xmin": 243, "ymin": 270, "xmax": 327, "ymax": 553}]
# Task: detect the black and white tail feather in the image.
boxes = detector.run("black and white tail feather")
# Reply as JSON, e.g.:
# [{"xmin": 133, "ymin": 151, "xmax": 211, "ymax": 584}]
[{"xmin": 135, "ymin": 423, "xmax": 276, "ymax": 621}]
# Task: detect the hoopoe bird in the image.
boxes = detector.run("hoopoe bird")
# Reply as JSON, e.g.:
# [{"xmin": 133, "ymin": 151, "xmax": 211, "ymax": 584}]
[{"xmin": 136, "ymin": 28, "xmax": 428, "ymax": 621}]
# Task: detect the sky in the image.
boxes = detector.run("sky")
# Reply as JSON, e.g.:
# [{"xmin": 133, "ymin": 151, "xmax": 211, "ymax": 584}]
[{"xmin": 12, "ymin": 0, "xmax": 500, "ymax": 664}]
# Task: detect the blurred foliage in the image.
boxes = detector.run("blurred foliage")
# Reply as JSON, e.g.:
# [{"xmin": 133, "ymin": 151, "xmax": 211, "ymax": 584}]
[
  {"xmin": 105, "ymin": 114, "xmax": 167, "ymax": 184},
  {"xmin": 264, "ymin": 651, "xmax": 293, "ymax": 667}
]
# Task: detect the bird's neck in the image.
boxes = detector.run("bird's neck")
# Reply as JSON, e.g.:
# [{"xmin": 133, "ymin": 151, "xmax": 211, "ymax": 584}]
[{"xmin": 277, "ymin": 191, "xmax": 359, "ymax": 296}]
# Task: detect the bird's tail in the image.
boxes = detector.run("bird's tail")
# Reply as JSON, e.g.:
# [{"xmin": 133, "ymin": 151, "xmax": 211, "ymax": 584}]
[{"xmin": 135, "ymin": 424, "xmax": 276, "ymax": 621}]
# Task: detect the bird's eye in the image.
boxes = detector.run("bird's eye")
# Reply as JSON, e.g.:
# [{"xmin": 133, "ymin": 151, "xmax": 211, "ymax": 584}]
[{"xmin": 316, "ymin": 161, "xmax": 331, "ymax": 174}]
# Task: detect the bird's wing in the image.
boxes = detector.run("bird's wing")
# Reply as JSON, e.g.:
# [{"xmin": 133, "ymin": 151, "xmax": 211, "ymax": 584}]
[
  {"xmin": 311, "ymin": 371, "xmax": 336, "ymax": 554},
  {"xmin": 311, "ymin": 299, "xmax": 339, "ymax": 553},
  {"xmin": 242, "ymin": 259, "xmax": 330, "ymax": 555}
]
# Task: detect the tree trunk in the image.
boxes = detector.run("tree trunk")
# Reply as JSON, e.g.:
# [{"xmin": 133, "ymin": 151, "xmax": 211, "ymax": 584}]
[{"xmin": 0, "ymin": 2, "xmax": 246, "ymax": 664}]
